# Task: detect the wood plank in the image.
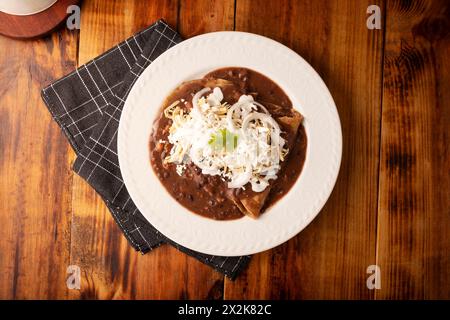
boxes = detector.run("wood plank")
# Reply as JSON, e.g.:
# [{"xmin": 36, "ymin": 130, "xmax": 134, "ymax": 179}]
[
  {"xmin": 77, "ymin": 0, "xmax": 177, "ymax": 63},
  {"xmin": 376, "ymin": 0, "xmax": 450, "ymax": 299},
  {"xmin": 225, "ymin": 0, "xmax": 385, "ymax": 299},
  {"xmin": 0, "ymin": 29, "xmax": 78, "ymax": 298},
  {"xmin": 70, "ymin": 0, "xmax": 227, "ymax": 299},
  {"xmin": 179, "ymin": 0, "xmax": 235, "ymax": 37},
  {"xmin": 176, "ymin": 0, "xmax": 236, "ymax": 299},
  {"xmin": 71, "ymin": 0, "xmax": 178, "ymax": 300}
]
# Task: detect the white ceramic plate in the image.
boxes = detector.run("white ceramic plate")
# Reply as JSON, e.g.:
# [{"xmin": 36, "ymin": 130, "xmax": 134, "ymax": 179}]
[{"xmin": 118, "ymin": 32, "xmax": 342, "ymax": 256}]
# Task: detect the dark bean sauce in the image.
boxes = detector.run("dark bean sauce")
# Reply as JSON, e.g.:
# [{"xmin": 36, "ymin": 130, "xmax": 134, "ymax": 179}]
[{"xmin": 149, "ymin": 67, "xmax": 307, "ymax": 220}]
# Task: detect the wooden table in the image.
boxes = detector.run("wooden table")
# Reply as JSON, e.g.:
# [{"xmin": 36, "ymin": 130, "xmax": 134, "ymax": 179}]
[{"xmin": 0, "ymin": 0, "xmax": 448, "ymax": 299}]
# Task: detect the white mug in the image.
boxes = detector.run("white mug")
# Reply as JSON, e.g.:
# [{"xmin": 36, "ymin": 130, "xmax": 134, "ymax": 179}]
[{"xmin": 0, "ymin": 0, "xmax": 58, "ymax": 16}]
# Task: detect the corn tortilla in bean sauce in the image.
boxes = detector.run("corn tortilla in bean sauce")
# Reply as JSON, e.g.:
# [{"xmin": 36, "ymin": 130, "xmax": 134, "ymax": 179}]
[{"xmin": 149, "ymin": 67, "xmax": 307, "ymax": 220}]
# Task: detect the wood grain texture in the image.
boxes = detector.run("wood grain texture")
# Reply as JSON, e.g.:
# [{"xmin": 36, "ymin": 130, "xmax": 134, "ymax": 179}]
[
  {"xmin": 0, "ymin": 0, "xmax": 449, "ymax": 300},
  {"xmin": 178, "ymin": 0, "xmax": 235, "ymax": 37},
  {"xmin": 376, "ymin": 0, "xmax": 450, "ymax": 299},
  {"xmin": 225, "ymin": 0, "xmax": 385, "ymax": 299},
  {"xmin": 0, "ymin": 29, "xmax": 78, "ymax": 298},
  {"xmin": 70, "ymin": 0, "xmax": 224, "ymax": 299}
]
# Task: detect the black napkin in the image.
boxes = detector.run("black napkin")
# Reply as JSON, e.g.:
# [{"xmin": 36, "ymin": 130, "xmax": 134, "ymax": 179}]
[{"xmin": 41, "ymin": 20, "xmax": 250, "ymax": 279}]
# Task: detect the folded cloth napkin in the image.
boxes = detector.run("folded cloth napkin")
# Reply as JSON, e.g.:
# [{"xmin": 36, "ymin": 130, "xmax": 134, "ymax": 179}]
[{"xmin": 41, "ymin": 19, "xmax": 250, "ymax": 279}]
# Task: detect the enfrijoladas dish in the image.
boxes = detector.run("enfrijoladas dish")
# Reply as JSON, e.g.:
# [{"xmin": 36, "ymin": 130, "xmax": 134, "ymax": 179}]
[{"xmin": 149, "ymin": 67, "xmax": 307, "ymax": 220}]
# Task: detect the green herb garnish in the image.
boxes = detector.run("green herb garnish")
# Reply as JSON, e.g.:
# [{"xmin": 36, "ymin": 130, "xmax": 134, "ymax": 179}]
[{"xmin": 208, "ymin": 129, "xmax": 238, "ymax": 152}]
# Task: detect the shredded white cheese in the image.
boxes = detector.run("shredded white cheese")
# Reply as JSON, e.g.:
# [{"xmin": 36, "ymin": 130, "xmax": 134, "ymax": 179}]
[
  {"xmin": 176, "ymin": 164, "xmax": 186, "ymax": 176},
  {"xmin": 163, "ymin": 87, "xmax": 287, "ymax": 192}
]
